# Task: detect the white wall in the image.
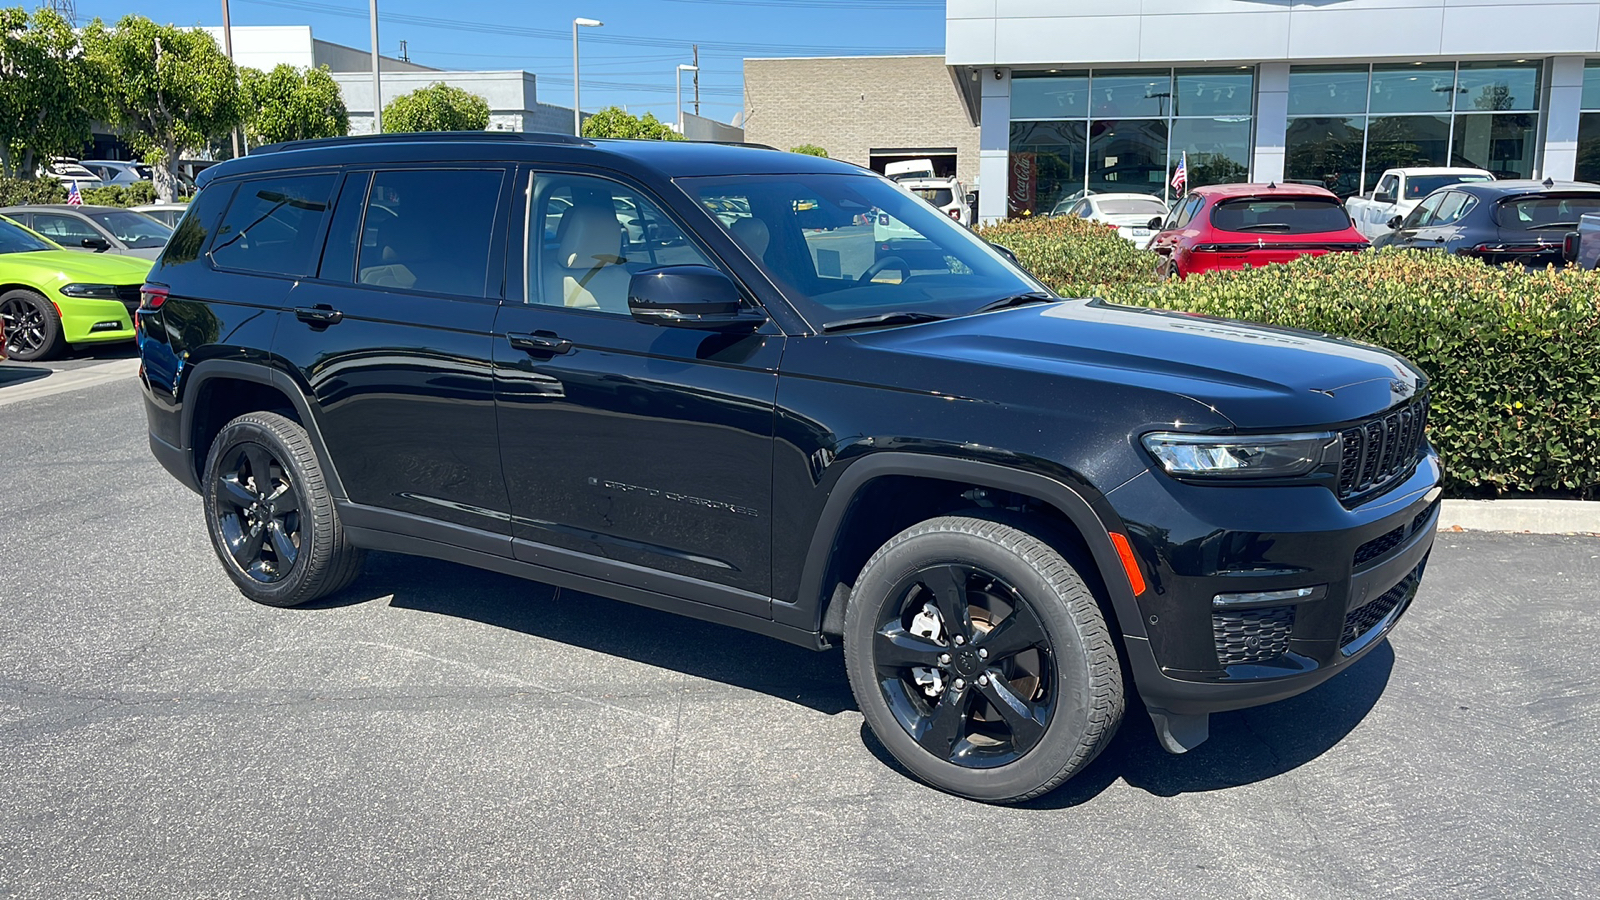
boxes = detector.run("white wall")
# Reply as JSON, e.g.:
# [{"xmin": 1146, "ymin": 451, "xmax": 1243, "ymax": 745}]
[
  {"xmin": 680, "ymin": 113, "xmax": 745, "ymax": 143},
  {"xmin": 333, "ymin": 71, "xmax": 577, "ymax": 136},
  {"xmin": 948, "ymin": 0, "xmax": 1600, "ymax": 67}
]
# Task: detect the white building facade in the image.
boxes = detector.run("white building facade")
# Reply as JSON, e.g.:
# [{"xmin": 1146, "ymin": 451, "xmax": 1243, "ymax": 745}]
[{"xmin": 945, "ymin": 1, "xmax": 1600, "ymax": 220}]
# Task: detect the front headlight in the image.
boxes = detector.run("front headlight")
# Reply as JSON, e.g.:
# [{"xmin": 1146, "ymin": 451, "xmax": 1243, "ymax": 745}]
[
  {"xmin": 59, "ymin": 283, "xmax": 119, "ymax": 299},
  {"xmin": 1142, "ymin": 432, "xmax": 1337, "ymax": 479}
]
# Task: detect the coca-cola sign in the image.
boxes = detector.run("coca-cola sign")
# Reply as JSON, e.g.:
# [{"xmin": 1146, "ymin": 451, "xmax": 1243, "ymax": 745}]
[{"xmin": 1008, "ymin": 152, "xmax": 1036, "ymax": 218}]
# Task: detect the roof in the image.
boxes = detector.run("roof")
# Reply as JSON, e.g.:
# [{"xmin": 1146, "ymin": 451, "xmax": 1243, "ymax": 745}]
[
  {"xmin": 203, "ymin": 131, "xmax": 866, "ymax": 186},
  {"xmin": 1190, "ymin": 182, "xmax": 1339, "ymax": 200},
  {"xmin": 1379, "ymin": 167, "xmax": 1495, "ymax": 177},
  {"xmin": 1453, "ymin": 179, "xmax": 1600, "ymax": 197},
  {"xmin": 1088, "ymin": 193, "xmax": 1168, "ymax": 204}
]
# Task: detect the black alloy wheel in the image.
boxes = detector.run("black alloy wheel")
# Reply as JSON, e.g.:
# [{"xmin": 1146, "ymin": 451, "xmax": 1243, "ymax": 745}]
[
  {"xmin": 872, "ymin": 564, "xmax": 1055, "ymax": 768},
  {"xmin": 1, "ymin": 290, "xmax": 64, "ymax": 362},
  {"xmin": 212, "ymin": 441, "xmax": 302, "ymax": 583}
]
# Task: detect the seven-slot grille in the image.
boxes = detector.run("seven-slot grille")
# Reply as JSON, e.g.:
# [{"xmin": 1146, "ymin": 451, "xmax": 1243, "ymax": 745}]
[
  {"xmin": 113, "ymin": 284, "xmax": 142, "ymax": 315},
  {"xmin": 1213, "ymin": 606, "xmax": 1295, "ymax": 666},
  {"xmin": 1337, "ymin": 396, "xmax": 1428, "ymax": 502}
]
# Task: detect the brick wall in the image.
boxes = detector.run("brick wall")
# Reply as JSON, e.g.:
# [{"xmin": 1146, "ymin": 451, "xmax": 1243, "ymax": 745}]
[{"xmin": 743, "ymin": 55, "xmax": 980, "ymax": 187}]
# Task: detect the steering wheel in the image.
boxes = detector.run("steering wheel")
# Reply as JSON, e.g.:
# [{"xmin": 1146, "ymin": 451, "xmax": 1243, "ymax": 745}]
[{"xmin": 857, "ymin": 255, "xmax": 911, "ymax": 285}]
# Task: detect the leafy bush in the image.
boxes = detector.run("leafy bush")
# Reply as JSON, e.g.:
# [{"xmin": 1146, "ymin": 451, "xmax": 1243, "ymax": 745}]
[
  {"xmin": 81, "ymin": 181, "xmax": 158, "ymax": 207},
  {"xmin": 976, "ymin": 216, "xmax": 1600, "ymax": 500},
  {"xmin": 581, "ymin": 106, "xmax": 683, "ymax": 141},
  {"xmin": 0, "ymin": 176, "xmax": 67, "ymax": 205},
  {"xmin": 382, "ymin": 83, "xmax": 491, "ymax": 133},
  {"xmin": 790, "ymin": 144, "xmax": 828, "ymax": 157}
]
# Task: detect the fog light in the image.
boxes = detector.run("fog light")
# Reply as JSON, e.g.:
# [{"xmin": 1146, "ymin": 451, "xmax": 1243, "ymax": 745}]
[{"xmin": 1213, "ymin": 585, "xmax": 1325, "ymax": 608}]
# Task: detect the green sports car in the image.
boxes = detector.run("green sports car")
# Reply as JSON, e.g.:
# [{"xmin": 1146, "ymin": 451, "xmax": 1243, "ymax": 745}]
[{"xmin": 0, "ymin": 214, "xmax": 153, "ymax": 361}]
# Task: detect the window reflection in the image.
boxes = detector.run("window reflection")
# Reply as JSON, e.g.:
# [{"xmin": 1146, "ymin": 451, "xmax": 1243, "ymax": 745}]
[
  {"xmin": 1008, "ymin": 120, "xmax": 1087, "ymax": 216},
  {"xmin": 1451, "ymin": 113, "xmax": 1538, "ymax": 178},
  {"xmin": 1012, "ymin": 72, "xmax": 1088, "ymax": 119},
  {"xmin": 1365, "ymin": 115, "xmax": 1451, "ymax": 185},
  {"xmin": 1169, "ymin": 117, "xmax": 1251, "ymax": 189},
  {"xmin": 1369, "ymin": 63, "xmax": 1456, "ymax": 114},
  {"xmin": 1089, "ymin": 119, "xmax": 1169, "ymax": 196},
  {"xmin": 1174, "ymin": 70, "xmax": 1253, "ymax": 117},
  {"xmin": 1287, "ymin": 67, "xmax": 1368, "ymax": 117},
  {"xmin": 1580, "ymin": 114, "xmax": 1600, "ymax": 184},
  {"xmin": 1285, "ymin": 117, "xmax": 1365, "ymax": 198},
  {"xmin": 1454, "ymin": 62, "xmax": 1540, "ymax": 112},
  {"xmin": 1091, "ymin": 70, "xmax": 1174, "ymax": 118}
]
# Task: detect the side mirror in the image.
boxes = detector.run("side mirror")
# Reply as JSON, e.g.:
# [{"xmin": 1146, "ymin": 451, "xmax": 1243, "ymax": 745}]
[
  {"xmin": 987, "ymin": 241, "xmax": 1022, "ymax": 267},
  {"xmin": 1387, "ymin": 215, "xmax": 1404, "ymax": 231},
  {"xmin": 965, "ymin": 192, "xmax": 977, "ymax": 206},
  {"xmin": 1148, "ymin": 216, "xmax": 1165, "ymax": 230},
  {"xmin": 628, "ymin": 265, "xmax": 765, "ymax": 330},
  {"xmin": 1374, "ymin": 191, "xmax": 1396, "ymax": 205},
  {"xmin": 81, "ymin": 237, "xmax": 111, "ymax": 251}
]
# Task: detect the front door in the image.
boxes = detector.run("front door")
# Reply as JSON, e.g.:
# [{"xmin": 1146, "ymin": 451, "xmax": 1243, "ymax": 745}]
[
  {"xmin": 274, "ymin": 165, "xmax": 513, "ymax": 541},
  {"xmin": 492, "ymin": 169, "xmax": 781, "ymax": 609}
]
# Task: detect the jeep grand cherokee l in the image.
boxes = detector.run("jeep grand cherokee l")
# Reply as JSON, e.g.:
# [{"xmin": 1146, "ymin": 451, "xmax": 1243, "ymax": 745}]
[{"xmin": 138, "ymin": 133, "xmax": 1440, "ymax": 802}]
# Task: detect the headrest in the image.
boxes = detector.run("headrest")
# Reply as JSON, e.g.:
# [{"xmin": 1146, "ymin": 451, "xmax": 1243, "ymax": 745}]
[
  {"xmin": 729, "ymin": 216, "xmax": 769, "ymax": 257},
  {"xmin": 557, "ymin": 205, "xmax": 623, "ymax": 269},
  {"xmin": 379, "ymin": 221, "xmax": 432, "ymax": 263}
]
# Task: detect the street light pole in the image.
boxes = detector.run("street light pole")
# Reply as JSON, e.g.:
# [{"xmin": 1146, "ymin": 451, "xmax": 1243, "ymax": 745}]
[
  {"xmin": 676, "ymin": 64, "xmax": 698, "ymax": 134},
  {"xmin": 221, "ymin": 0, "xmax": 242, "ymax": 157},
  {"xmin": 572, "ymin": 17, "xmax": 602, "ymax": 136},
  {"xmin": 370, "ymin": 0, "xmax": 382, "ymax": 133}
]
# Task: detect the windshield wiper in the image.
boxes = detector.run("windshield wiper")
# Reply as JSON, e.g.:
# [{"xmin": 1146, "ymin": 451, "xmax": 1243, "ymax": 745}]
[
  {"xmin": 970, "ymin": 291, "xmax": 1055, "ymax": 314},
  {"xmin": 821, "ymin": 311, "xmax": 947, "ymax": 333}
]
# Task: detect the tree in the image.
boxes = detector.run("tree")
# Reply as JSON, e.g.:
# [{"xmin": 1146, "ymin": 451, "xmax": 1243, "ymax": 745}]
[
  {"xmin": 242, "ymin": 64, "xmax": 349, "ymax": 146},
  {"xmin": 83, "ymin": 16, "xmax": 244, "ymax": 201},
  {"xmin": 382, "ymin": 83, "xmax": 490, "ymax": 133},
  {"xmin": 790, "ymin": 144, "xmax": 828, "ymax": 157},
  {"xmin": 0, "ymin": 7, "xmax": 104, "ymax": 179},
  {"xmin": 580, "ymin": 106, "xmax": 683, "ymax": 141}
]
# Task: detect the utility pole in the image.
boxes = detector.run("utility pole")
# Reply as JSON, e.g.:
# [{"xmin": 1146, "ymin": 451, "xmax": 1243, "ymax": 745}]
[
  {"xmin": 692, "ymin": 44, "xmax": 700, "ymax": 117},
  {"xmin": 370, "ymin": 0, "xmax": 382, "ymax": 133},
  {"xmin": 399, "ymin": 40, "xmax": 408, "ymax": 63},
  {"xmin": 221, "ymin": 0, "xmax": 241, "ymax": 158}
]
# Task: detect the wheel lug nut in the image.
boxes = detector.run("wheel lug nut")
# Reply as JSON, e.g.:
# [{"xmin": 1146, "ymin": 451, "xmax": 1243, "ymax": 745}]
[
  {"xmin": 953, "ymin": 678, "xmax": 965, "ymax": 690},
  {"xmin": 939, "ymin": 653, "xmax": 951, "ymax": 665},
  {"xmin": 953, "ymin": 635, "xmax": 965, "ymax": 645},
  {"xmin": 978, "ymin": 675, "xmax": 988, "ymax": 686},
  {"xmin": 978, "ymin": 648, "xmax": 988, "ymax": 659}
]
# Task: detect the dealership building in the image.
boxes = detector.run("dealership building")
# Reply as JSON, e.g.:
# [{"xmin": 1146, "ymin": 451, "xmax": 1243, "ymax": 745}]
[{"xmin": 941, "ymin": 0, "xmax": 1600, "ymax": 220}]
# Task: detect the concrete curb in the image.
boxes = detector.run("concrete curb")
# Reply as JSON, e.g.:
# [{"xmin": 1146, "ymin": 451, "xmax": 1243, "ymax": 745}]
[{"xmin": 1438, "ymin": 499, "xmax": 1600, "ymax": 536}]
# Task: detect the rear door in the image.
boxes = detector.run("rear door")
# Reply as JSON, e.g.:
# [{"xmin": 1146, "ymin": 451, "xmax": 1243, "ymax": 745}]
[{"xmin": 275, "ymin": 165, "xmax": 513, "ymax": 543}]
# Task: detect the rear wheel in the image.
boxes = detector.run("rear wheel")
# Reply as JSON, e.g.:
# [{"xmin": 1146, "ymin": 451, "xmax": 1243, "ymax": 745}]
[
  {"xmin": 0, "ymin": 289, "xmax": 65, "ymax": 362},
  {"xmin": 202, "ymin": 411, "xmax": 364, "ymax": 607},
  {"xmin": 844, "ymin": 516, "xmax": 1123, "ymax": 803}
]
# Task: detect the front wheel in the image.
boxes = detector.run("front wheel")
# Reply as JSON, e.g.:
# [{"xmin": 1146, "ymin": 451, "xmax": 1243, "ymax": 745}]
[
  {"xmin": 844, "ymin": 516, "xmax": 1123, "ymax": 803},
  {"xmin": 1, "ymin": 289, "xmax": 65, "ymax": 362}
]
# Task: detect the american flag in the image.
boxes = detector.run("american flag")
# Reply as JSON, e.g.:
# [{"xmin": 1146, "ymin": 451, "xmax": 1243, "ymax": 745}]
[
  {"xmin": 1170, "ymin": 151, "xmax": 1187, "ymax": 193},
  {"xmin": 67, "ymin": 181, "xmax": 83, "ymax": 206}
]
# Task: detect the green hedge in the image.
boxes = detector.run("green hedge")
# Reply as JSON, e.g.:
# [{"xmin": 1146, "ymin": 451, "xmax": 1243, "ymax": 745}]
[
  {"xmin": 0, "ymin": 177, "xmax": 161, "ymax": 208},
  {"xmin": 980, "ymin": 215, "xmax": 1600, "ymax": 500}
]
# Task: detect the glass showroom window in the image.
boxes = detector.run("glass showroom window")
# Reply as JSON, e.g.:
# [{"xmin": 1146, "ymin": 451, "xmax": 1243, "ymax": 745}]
[
  {"xmin": 1009, "ymin": 67, "xmax": 1254, "ymax": 217},
  {"xmin": 1285, "ymin": 61, "xmax": 1542, "ymax": 198},
  {"xmin": 1578, "ymin": 61, "xmax": 1600, "ymax": 184}
]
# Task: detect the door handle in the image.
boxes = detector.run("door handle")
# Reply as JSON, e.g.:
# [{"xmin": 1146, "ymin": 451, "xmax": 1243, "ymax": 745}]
[
  {"xmin": 294, "ymin": 305, "xmax": 343, "ymax": 325},
  {"xmin": 508, "ymin": 332, "xmax": 574, "ymax": 355}
]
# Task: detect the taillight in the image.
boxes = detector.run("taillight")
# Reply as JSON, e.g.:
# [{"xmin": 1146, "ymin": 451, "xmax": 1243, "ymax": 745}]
[
  {"xmin": 1564, "ymin": 232, "xmax": 1581, "ymax": 262},
  {"xmin": 139, "ymin": 284, "xmax": 169, "ymax": 310}
]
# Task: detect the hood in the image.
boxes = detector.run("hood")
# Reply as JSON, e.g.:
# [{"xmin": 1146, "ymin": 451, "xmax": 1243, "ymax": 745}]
[
  {"xmin": 0, "ymin": 249, "xmax": 154, "ymax": 284},
  {"xmin": 863, "ymin": 299, "xmax": 1425, "ymax": 430}
]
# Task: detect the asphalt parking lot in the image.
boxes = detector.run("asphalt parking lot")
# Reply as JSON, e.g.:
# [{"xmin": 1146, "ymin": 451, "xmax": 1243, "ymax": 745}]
[{"xmin": 2, "ymin": 366, "xmax": 1597, "ymax": 899}]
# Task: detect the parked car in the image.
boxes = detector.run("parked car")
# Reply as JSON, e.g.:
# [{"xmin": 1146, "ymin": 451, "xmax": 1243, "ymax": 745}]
[
  {"xmin": 139, "ymin": 132, "xmax": 1439, "ymax": 802},
  {"xmin": 0, "ymin": 215, "xmax": 151, "ymax": 361},
  {"xmin": 1346, "ymin": 167, "xmax": 1494, "ymax": 240},
  {"xmin": 1046, "ymin": 189, "xmax": 1096, "ymax": 216},
  {"xmin": 37, "ymin": 158, "xmax": 103, "ymax": 190},
  {"xmin": 1056, "ymin": 192, "xmax": 1170, "ymax": 249},
  {"xmin": 0, "ymin": 205, "xmax": 172, "ymax": 260},
  {"xmin": 130, "ymin": 204, "xmax": 186, "ymax": 228},
  {"xmin": 1148, "ymin": 183, "xmax": 1369, "ymax": 279},
  {"xmin": 1373, "ymin": 179, "xmax": 1600, "ymax": 268},
  {"xmin": 79, "ymin": 159, "xmax": 154, "ymax": 187},
  {"xmin": 1563, "ymin": 211, "xmax": 1600, "ymax": 270},
  {"xmin": 901, "ymin": 176, "xmax": 973, "ymax": 226},
  {"xmin": 884, "ymin": 158, "xmax": 937, "ymax": 182}
]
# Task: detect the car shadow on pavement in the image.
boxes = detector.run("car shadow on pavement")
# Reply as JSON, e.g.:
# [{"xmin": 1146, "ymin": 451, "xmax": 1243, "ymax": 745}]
[
  {"xmin": 0, "ymin": 365, "xmax": 51, "ymax": 388},
  {"xmin": 310, "ymin": 551, "xmax": 859, "ymax": 716},
  {"xmin": 862, "ymin": 642, "xmax": 1395, "ymax": 808}
]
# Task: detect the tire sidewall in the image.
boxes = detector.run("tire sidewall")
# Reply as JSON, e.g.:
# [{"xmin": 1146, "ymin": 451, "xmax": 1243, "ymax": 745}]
[
  {"xmin": 1, "ymin": 289, "xmax": 63, "ymax": 362},
  {"xmin": 202, "ymin": 416, "xmax": 319, "ymax": 607},
  {"xmin": 845, "ymin": 523, "xmax": 1106, "ymax": 803}
]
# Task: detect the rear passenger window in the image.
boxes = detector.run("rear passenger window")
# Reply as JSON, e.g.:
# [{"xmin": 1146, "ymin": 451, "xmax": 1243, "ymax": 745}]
[
  {"xmin": 162, "ymin": 182, "xmax": 234, "ymax": 266},
  {"xmin": 356, "ymin": 169, "xmax": 504, "ymax": 297},
  {"xmin": 318, "ymin": 172, "xmax": 371, "ymax": 283},
  {"xmin": 208, "ymin": 174, "xmax": 336, "ymax": 276}
]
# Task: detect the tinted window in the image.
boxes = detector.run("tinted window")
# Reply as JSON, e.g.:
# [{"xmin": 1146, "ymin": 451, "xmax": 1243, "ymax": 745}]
[
  {"xmin": 1098, "ymin": 198, "xmax": 1167, "ymax": 216},
  {"xmin": 209, "ymin": 174, "xmax": 336, "ymax": 276},
  {"xmin": 31, "ymin": 214, "xmax": 100, "ymax": 244},
  {"xmin": 356, "ymin": 169, "xmax": 503, "ymax": 297},
  {"xmin": 86, "ymin": 210, "xmax": 171, "ymax": 248},
  {"xmin": 1429, "ymin": 191, "xmax": 1475, "ymax": 226},
  {"xmin": 1406, "ymin": 173, "xmax": 1492, "ymax": 200},
  {"xmin": 162, "ymin": 184, "xmax": 233, "ymax": 266},
  {"xmin": 1210, "ymin": 197, "xmax": 1352, "ymax": 234},
  {"xmin": 1494, "ymin": 194, "xmax": 1600, "ymax": 229},
  {"xmin": 318, "ymin": 172, "xmax": 371, "ymax": 283},
  {"xmin": 1400, "ymin": 192, "xmax": 1446, "ymax": 229},
  {"xmin": 912, "ymin": 187, "xmax": 954, "ymax": 207},
  {"xmin": 0, "ymin": 217, "xmax": 55, "ymax": 253}
]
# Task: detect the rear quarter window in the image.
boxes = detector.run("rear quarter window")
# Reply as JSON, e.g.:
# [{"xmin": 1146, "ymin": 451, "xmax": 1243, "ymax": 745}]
[
  {"xmin": 1494, "ymin": 194, "xmax": 1600, "ymax": 229},
  {"xmin": 1210, "ymin": 197, "xmax": 1352, "ymax": 234},
  {"xmin": 208, "ymin": 173, "xmax": 337, "ymax": 277}
]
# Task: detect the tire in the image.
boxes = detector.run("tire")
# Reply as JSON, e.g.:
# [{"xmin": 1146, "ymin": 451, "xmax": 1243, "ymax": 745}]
[
  {"xmin": 201, "ymin": 411, "xmax": 365, "ymax": 607},
  {"xmin": 1, "ymin": 289, "xmax": 66, "ymax": 362},
  {"xmin": 843, "ymin": 516, "xmax": 1123, "ymax": 803}
]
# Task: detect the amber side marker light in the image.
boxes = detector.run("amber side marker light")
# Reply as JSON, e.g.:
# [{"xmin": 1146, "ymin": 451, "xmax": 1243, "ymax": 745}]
[{"xmin": 1108, "ymin": 532, "xmax": 1147, "ymax": 596}]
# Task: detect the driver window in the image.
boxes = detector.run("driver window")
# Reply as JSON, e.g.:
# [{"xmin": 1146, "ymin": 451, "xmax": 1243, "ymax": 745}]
[
  {"xmin": 1403, "ymin": 192, "xmax": 1445, "ymax": 229},
  {"xmin": 527, "ymin": 173, "xmax": 715, "ymax": 314},
  {"xmin": 1376, "ymin": 174, "xmax": 1398, "ymax": 198}
]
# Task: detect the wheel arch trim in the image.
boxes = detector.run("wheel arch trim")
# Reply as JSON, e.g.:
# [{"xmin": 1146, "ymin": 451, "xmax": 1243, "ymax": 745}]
[{"xmin": 783, "ymin": 452, "xmax": 1147, "ymax": 641}]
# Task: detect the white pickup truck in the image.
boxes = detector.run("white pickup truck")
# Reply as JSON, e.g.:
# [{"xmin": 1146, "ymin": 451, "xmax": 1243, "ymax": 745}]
[{"xmin": 1345, "ymin": 167, "xmax": 1494, "ymax": 240}]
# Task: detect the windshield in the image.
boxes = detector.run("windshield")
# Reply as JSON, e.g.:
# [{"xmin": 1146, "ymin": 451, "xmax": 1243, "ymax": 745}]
[
  {"xmin": 1494, "ymin": 194, "xmax": 1600, "ymax": 229},
  {"xmin": 86, "ymin": 210, "xmax": 172, "ymax": 249},
  {"xmin": 682, "ymin": 173, "xmax": 1041, "ymax": 326},
  {"xmin": 1210, "ymin": 197, "xmax": 1352, "ymax": 234},
  {"xmin": 0, "ymin": 217, "xmax": 57, "ymax": 254},
  {"xmin": 1405, "ymin": 173, "xmax": 1492, "ymax": 199},
  {"xmin": 1097, "ymin": 198, "xmax": 1167, "ymax": 216}
]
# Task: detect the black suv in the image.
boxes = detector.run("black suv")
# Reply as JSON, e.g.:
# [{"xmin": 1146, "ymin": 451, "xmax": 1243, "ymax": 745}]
[{"xmin": 138, "ymin": 133, "xmax": 1440, "ymax": 802}]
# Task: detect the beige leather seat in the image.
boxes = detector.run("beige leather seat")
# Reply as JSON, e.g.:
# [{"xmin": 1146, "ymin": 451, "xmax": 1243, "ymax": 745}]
[
  {"xmin": 729, "ymin": 216, "xmax": 770, "ymax": 261},
  {"xmin": 545, "ymin": 205, "xmax": 628, "ymax": 312},
  {"xmin": 358, "ymin": 224, "xmax": 428, "ymax": 290}
]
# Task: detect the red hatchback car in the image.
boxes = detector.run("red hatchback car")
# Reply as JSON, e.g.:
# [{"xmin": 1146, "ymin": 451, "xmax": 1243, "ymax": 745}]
[{"xmin": 1148, "ymin": 183, "xmax": 1369, "ymax": 279}]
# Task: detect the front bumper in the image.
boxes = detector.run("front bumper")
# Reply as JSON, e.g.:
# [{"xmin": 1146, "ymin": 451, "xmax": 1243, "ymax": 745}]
[
  {"xmin": 57, "ymin": 296, "xmax": 135, "ymax": 345},
  {"xmin": 1105, "ymin": 446, "xmax": 1441, "ymax": 747}
]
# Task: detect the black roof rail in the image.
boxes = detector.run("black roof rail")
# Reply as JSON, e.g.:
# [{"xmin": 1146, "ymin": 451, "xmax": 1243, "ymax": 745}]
[
  {"xmin": 685, "ymin": 139, "xmax": 781, "ymax": 151},
  {"xmin": 251, "ymin": 131, "xmax": 594, "ymax": 155}
]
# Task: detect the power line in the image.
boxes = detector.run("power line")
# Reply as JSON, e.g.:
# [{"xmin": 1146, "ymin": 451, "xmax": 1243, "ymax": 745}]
[{"xmin": 660, "ymin": 0, "xmax": 938, "ymax": 8}]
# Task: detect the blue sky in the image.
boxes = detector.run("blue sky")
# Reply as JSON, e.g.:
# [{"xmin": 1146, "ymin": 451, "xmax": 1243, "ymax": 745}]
[{"xmin": 71, "ymin": 0, "xmax": 947, "ymax": 125}]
